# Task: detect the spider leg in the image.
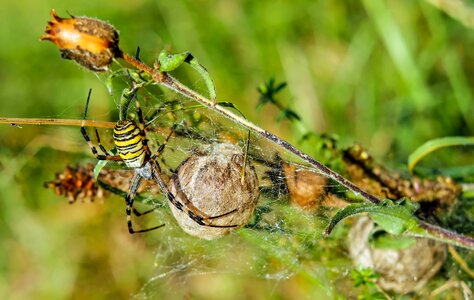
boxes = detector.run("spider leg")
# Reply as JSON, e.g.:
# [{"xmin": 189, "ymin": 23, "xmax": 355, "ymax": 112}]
[
  {"xmin": 81, "ymin": 89, "xmax": 122, "ymax": 161},
  {"xmin": 132, "ymin": 204, "xmax": 161, "ymax": 217},
  {"xmin": 94, "ymin": 128, "xmax": 112, "ymax": 156},
  {"xmin": 126, "ymin": 172, "xmax": 165, "ymax": 234},
  {"xmin": 122, "ymin": 100, "xmax": 165, "ymax": 218},
  {"xmin": 135, "ymin": 98, "xmax": 175, "ymax": 160},
  {"xmin": 151, "ymin": 161, "xmax": 238, "ymax": 228},
  {"xmin": 148, "ymin": 124, "xmax": 176, "ymax": 162},
  {"xmin": 134, "ymin": 99, "xmax": 151, "ymax": 156}
]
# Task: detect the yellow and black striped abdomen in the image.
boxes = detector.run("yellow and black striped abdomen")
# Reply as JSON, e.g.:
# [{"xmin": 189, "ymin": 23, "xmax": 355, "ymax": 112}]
[{"xmin": 113, "ymin": 120, "xmax": 147, "ymax": 168}]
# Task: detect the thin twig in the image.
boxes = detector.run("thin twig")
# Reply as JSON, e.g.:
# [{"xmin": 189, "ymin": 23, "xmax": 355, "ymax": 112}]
[
  {"xmin": 416, "ymin": 221, "xmax": 474, "ymax": 249},
  {"xmin": 0, "ymin": 117, "xmax": 115, "ymax": 128}
]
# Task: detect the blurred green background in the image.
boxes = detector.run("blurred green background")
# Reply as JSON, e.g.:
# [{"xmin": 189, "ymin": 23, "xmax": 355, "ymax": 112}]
[{"xmin": 1, "ymin": 0, "xmax": 474, "ymax": 299}]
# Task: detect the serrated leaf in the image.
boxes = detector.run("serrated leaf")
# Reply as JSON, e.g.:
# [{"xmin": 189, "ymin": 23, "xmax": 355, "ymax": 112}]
[{"xmin": 325, "ymin": 203, "xmax": 375, "ymax": 235}]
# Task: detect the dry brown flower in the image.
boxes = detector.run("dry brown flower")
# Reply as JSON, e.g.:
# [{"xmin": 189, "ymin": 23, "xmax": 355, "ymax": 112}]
[{"xmin": 41, "ymin": 9, "xmax": 122, "ymax": 71}]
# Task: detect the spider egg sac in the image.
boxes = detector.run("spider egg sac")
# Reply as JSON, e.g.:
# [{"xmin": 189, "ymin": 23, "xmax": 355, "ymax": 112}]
[
  {"xmin": 348, "ymin": 217, "xmax": 446, "ymax": 294},
  {"xmin": 41, "ymin": 9, "xmax": 122, "ymax": 71},
  {"xmin": 169, "ymin": 143, "xmax": 260, "ymax": 240}
]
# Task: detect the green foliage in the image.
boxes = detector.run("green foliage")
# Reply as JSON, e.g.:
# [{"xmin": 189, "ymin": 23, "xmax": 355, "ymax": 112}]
[
  {"xmin": 1, "ymin": 0, "xmax": 474, "ymax": 299},
  {"xmin": 408, "ymin": 136, "xmax": 474, "ymax": 174},
  {"xmin": 158, "ymin": 50, "xmax": 217, "ymax": 100},
  {"xmin": 351, "ymin": 268, "xmax": 387, "ymax": 300},
  {"xmin": 257, "ymin": 78, "xmax": 300, "ymax": 123},
  {"xmin": 369, "ymin": 229, "xmax": 417, "ymax": 250},
  {"xmin": 352, "ymin": 267, "xmax": 380, "ymax": 288},
  {"xmin": 325, "ymin": 198, "xmax": 420, "ymax": 236}
]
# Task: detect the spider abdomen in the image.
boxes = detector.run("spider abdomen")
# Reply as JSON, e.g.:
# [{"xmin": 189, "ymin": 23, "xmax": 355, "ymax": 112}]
[{"xmin": 113, "ymin": 120, "xmax": 147, "ymax": 169}]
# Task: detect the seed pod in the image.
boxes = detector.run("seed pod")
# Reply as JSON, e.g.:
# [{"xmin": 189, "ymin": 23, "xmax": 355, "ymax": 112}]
[
  {"xmin": 169, "ymin": 143, "xmax": 260, "ymax": 240},
  {"xmin": 41, "ymin": 9, "xmax": 122, "ymax": 71}
]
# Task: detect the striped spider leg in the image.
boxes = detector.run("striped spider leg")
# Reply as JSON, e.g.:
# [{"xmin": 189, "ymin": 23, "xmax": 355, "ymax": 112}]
[
  {"xmin": 132, "ymin": 99, "xmax": 239, "ymax": 229},
  {"xmin": 81, "ymin": 89, "xmax": 238, "ymax": 234},
  {"xmin": 81, "ymin": 89, "xmax": 164, "ymax": 233}
]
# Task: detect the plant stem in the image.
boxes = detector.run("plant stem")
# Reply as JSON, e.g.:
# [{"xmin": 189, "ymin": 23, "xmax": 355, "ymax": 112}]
[
  {"xmin": 417, "ymin": 220, "xmax": 474, "ymax": 249},
  {"xmin": 122, "ymin": 52, "xmax": 474, "ymax": 250},
  {"xmin": 0, "ymin": 117, "xmax": 115, "ymax": 128},
  {"xmin": 123, "ymin": 53, "xmax": 381, "ymax": 205}
]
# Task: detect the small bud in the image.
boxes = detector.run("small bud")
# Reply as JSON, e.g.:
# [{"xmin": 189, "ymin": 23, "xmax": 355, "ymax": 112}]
[{"xmin": 41, "ymin": 9, "xmax": 122, "ymax": 71}]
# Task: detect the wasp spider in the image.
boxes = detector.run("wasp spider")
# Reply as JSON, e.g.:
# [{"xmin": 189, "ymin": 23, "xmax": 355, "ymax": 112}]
[{"xmin": 80, "ymin": 89, "xmax": 238, "ymax": 234}]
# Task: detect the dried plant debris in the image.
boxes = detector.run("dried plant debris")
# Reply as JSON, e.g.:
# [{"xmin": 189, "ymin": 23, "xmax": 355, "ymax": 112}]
[
  {"xmin": 44, "ymin": 163, "xmax": 159, "ymax": 203},
  {"xmin": 344, "ymin": 145, "xmax": 461, "ymax": 212},
  {"xmin": 41, "ymin": 9, "xmax": 122, "ymax": 71},
  {"xmin": 266, "ymin": 144, "xmax": 461, "ymax": 215},
  {"xmin": 44, "ymin": 164, "xmax": 105, "ymax": 203}
]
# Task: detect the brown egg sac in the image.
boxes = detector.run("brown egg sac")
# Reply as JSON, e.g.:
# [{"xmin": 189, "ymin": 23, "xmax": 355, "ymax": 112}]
[
  {"xmin": 282, "ymin": 162, "xmax": 348, "ymax": 210},
  {"xmin": 169, "ymin": 143, "xmax": 260, "ymax": 240},
  {"xmin": 41, "ymin": 9, "xmax": 122, "ymax": 71},
  {"xmin": 282, "ymin": 162, "xmax": 327, "ymax": 210}
]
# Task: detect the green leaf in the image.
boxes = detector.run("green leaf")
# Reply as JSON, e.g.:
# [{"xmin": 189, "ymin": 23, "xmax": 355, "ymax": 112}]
[
  {"xmin": 187, "ymin": 55, "xmax": 217, "ymax": 101},
  {"xmin": 217, "ymin": 102, "xmax": 247, "ymax": 118},
  {"xmin": 93, "ymin": 160, "xmax": 109, "ymax": 179},
  {"xmin": 351, "ymin": 267, "xmax": 379, "ymax": 288},
  {"xmin": 408, "ymin": 136, "xmax": 474, "ymax": 173},
  {"xmin": 158, "ymin": 50, "xmax": 188, "ymax": 72},
  {"xmin": 369, "ymin": 230, "xmax": 417, "ymax": 250},
  {"xmin": 325, "ymin": 198, "xmax": 419, "ymax": 235},
  {"xmin": 104, "ymin": 68, "xmax": 128, "ymax": 94},
  {"xmin": 276, "ymin": 108, "xmax": 301, "ymax": 123},
  {"xmin": 158, "ymin": 50, "xmax": 217, "ymax": 101},
  {"xmin": 274, "ymin": 82, "xmax": 287, "ymax": 93},
  {"xmin": 257, "ymin": 78, "xmax": 287, "ymax": 109}
]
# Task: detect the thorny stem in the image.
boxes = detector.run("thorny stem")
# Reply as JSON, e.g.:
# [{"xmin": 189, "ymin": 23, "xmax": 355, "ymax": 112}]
[{"xmin": 123, "ymin": 52, "xmax": 474, "ymax": 250}]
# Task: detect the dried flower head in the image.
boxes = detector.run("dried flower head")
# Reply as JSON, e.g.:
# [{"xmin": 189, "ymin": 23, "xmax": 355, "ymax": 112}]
[
  {"xmin": 41, "ymin": 9, "xmax": 122, "ymax": 71},
  {"xmin": 44, "ymin": 163, "xmax": 160, "ymax": 204},
  {"xmin": 169, "ymin": 143, "xmax": 260, "ymax": 240},
  {"xmin": 44, "ymin": 163, "xmax": 105, "ymax": 203}
]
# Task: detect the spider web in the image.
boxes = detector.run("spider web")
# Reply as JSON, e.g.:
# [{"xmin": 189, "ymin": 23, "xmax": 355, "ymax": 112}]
[{"xmin": 96, "ymin": 66, "xmax": 370, "ymax": 299}]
